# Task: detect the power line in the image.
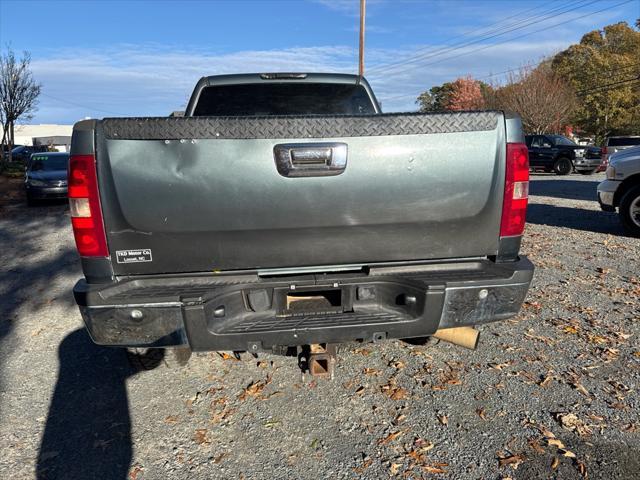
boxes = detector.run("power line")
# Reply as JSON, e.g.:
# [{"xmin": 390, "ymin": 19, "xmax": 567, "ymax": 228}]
[
  {"xmin": 380, "ymin": 64, "xmax": 640, "ymax": 104},
  {"xmin": 371, "ymin": 0, "xmax": 631, "ymax": 76},
  {"xmin": 479, "ymin": 60, "xmax": 640, "ymax": 81},
  {"xmin": 368, "ymin": 0, "xmax": 598, "ymax": 75},
  {"xmin": 577, "ymin": 76, "xmax": 640, "ymax": 95},
  {"xmin": 40, "ymin": 92, "xmax": 127, "ymax": 117},
  {"xmin": 367, "ymin": 0, "xmax": 583, "ymax": 75}
]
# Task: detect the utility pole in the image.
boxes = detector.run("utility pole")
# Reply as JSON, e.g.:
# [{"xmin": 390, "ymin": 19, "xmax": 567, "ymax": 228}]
[{"xmin": 359, "ymin": 0, "xmax": 366, "ymax": 77}]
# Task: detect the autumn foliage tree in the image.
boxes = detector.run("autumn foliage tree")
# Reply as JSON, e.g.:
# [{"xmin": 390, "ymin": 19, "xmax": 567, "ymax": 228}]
[
  {"xmin": 446, "ymin": 76, "xmax": 486, "ymax": 110},
  {"xmin": 488, "ymin": 62, "xmax": 577, "ymax": 134},
  {"xmin": 417, "ymin": 77, "xmax": 489, "ymax": 112}
]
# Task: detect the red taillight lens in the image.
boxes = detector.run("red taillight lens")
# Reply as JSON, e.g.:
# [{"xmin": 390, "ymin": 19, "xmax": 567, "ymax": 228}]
[
  {"xmin": 500, "ymin": 143, "xmax": 529, "ymax": 237},
  {"xmin": 68, "ymin": 154, "xmax": 108, "ymax": 257}
]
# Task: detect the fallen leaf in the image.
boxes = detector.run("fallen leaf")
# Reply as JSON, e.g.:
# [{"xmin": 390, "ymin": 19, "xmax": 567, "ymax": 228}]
[
  {"xmin": 164, "ymin": 415, "xmax": 179, "ymax": 424},
  {"xmin": 129, "ymin": 465, "xmax": 144, "ymax": 480},
  {"xmin": 437, "ymin": 414, "xmax": 448, "ymax": 426},
  {"xmin": 394, "ymin": 413, "xmax": 407, "ymax": 424},
  {"xmin": 378, "ymin": 430, "xmax": 404, "ymax": 445},
  {"xmin": 238, "ymin": 374, "xmax": 272, "ymax": 401},
  {"xmin": 414, "ymin": 438, "xmax": 435, "ymax": 452},
  {"xmin": 556, "ymin": 413, "xmax": 592, "ymax": 436},
  {"xmin": 576, "ymin": 460, "xmax": 587, "ymax": 478},
  {"xmin": 547, "ymin": 438, "xmax": 565, "ymax": 449},
  {"xmin": 528, "ymin": 438, "xmax": 545, "ymax": 454},
  {"xmin": 263, "ymin": 420, "xmax": 281, "ymax": 428},
  {"xmin": 563, "ymin": 325, "xmax": 579, "ymax": 334},
  {"xmin": 389, "ymin": 462, "xmax": 402, "ymax": 475},
  {"xmin": 422, "ymin": 462, "xmax": 448, "ymax": 474},
  {"xmin": 551, "ymin": 457, "xmax": 559, "ymax": 470},
  {"xmin": 539, "ymin": 375, "xmax": 553, "ymax": 388},
  {"xmin": 476, "ymin": 408, "xmax": 487, "ymax": 420},
  {"xmin": 218, "ymin": 352, "xmax": 237, "ymax": 361},
  {"xmin": 363, "ymin": 368, "xmax": 382, "ymax": 376},
  {"xmin": 212, "ymin": 453, "xmax": 227, "ymax": 464},
  {"xmin": 352, "ymin": 458, "xmax": 373, "ymax": 474},
  {"xmin": 355, "ymin": 386, "xmax": 366, "ymax": 395},
  {"xmin": 560, "ymin": 448, "xmax": 576, "ymax": 458},
  {"xmin": 498, "ymin": 454, "xmax": 525, "ymax": 469},
  {"xmin": 193, "ymin": 429, "xmax": 209, "ymax": 445},
  {"xmin": 573, "ymin": 382, "xmax": 590, "ymax": 397}
]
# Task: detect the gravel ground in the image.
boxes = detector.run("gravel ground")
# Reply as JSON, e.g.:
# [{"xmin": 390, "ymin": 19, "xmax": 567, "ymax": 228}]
[{"xmin": 0, "ymin": 172, "xmax": 638, "ymax": 480}]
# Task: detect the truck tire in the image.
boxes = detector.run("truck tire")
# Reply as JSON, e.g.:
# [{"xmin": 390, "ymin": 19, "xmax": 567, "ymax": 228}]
[
  {"xmin": 126, "ymin": 347, "xmax": 191, "ymax": 370},
  {"xmin": 553, "ymin": 157, "xmax": 572, "ymax": 175},
  {"xmin": 619, "ymin": 185, "xmax": 640, "ymax": 237}
]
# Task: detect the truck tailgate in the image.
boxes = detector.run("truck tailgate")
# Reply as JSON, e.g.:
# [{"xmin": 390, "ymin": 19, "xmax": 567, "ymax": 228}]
[{"xmin": 95, "ymin": 112, "xmax": 506, "ymax": 274}]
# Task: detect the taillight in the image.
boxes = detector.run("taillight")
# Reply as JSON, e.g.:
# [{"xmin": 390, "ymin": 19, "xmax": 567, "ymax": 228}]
[
  {"xmin": 68, "ymin": 154, "xmax": 108, "ymax": 257},
  {"xmin": 500, "ymin": 143, "xmax": 529, "ymax": 237}
]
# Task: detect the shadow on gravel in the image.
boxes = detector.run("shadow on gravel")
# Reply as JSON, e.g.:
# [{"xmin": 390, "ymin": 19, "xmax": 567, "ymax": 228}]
[
  {"xmin": 529, "ymin": 178, "xmax": 600, "ymax": 202},
  {"xmin": 36, "ymin": 330, "xmax": 157, "ymax": 480},
  {"xmin": 526, "ymin": 203, "xmax": 627, "ymax": 236}
]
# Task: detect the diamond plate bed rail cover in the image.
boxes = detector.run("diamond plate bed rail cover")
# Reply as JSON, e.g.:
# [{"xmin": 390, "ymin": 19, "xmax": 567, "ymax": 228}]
[{"xmin": 101, "ymin": 111, "xmax": 501, "ymax": 140}]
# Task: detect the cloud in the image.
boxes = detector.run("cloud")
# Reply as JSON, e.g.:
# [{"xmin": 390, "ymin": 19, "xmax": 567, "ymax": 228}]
[{"xmin": 26, "ymin": 33, "xmax": 592, "ymax": 123}]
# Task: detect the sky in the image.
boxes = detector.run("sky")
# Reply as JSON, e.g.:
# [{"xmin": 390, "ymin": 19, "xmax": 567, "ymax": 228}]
[{"xmin": 0, "ymin": 0, "xmax": 638, "ymax": 124}]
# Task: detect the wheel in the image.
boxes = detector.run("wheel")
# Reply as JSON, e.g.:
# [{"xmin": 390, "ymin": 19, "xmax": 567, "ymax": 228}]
[
  {"xmin": 619, "ymin": 185, "xmax": 640, "ymax": 237},
  {"xmin": 578, "ymin": 169, "xmax": 596, "ymax": 175},
  {"xmin": 553, "ymin": 157, "xmax": 573, "ymax": 175}
]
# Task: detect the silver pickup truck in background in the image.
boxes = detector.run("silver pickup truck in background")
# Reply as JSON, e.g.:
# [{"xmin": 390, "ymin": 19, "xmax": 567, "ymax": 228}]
[
  {"xmin": 68, "ymin": 73, "xmax": 534, "ymax": 368},
  {"xmin": 598, "ymin": 145, "xmax": 640, "ymax": 237}
]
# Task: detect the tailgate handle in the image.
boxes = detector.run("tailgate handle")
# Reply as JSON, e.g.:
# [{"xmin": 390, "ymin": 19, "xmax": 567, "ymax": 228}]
[{"xmin": 274, "ymin": 143, "xmax": 347, "ymax": 177}]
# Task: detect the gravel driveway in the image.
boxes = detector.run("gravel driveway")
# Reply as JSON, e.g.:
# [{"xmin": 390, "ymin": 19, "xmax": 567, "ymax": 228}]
[{"xmin": 0, "ymin": 172, "xmax": 638, "ymax": 480}]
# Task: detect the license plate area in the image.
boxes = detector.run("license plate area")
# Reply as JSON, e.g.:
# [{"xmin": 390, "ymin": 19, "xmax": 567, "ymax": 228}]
[{"xmin": 282, "ymin": 288, "xmax": 350, "ymax": 316}]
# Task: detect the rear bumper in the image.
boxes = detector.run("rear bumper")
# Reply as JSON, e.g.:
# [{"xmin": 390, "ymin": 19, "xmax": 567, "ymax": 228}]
[
  {"xmin": 574, "ymin": 158, "xmax": 601, "ymax": 171},
  {"xmin": 25, "ymin": 185, "xmax": 68, "ymax": 199},
  {"xmin": 74, "ymin": 257, "xmax": 534, "ymax": 351}
]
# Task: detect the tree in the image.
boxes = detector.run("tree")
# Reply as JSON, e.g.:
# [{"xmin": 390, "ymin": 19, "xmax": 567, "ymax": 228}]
[
  {"xmin": 446, "ymin": 76, "xmax": 486, "ymax": 111},
  {"xmin": 551, "ymin": 22, "xmax": 640, "ymax": 142},
  {"xmin": 0, "ymin": 47, "xmax": 41, "ymax": 164},
  {"xmin": 417, "ymin": 77, "xmax": 490, "ymax": 112},
  {"xmin": 490, "ymin": 62, "xmax": 576, "ymax": 134},
  {"xmin": 416, "ymin": 82, "xmax": 455, "ymax": 112}
]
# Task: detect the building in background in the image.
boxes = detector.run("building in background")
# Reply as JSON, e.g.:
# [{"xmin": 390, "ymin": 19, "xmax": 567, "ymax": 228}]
[{"xmin": 13, "ymin": 124, "xmax": 73, "ymax": 151}]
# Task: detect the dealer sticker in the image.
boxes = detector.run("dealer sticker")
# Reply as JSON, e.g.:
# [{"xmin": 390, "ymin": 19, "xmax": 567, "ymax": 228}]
[{"xmin": 116, "ymin": 249, "xmax": 153, "ymax": 264}]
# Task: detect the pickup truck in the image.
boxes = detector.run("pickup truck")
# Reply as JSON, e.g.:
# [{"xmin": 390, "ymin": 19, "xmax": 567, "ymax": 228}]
[
  {"xmin": 525, "ymin": 134, "xmax": 601, "ymax": 175},
  {"xmin": 69, "ymin": 73, "xmax": 534, "ymax": 368},
  {"xmin": 598, "ymin": 145, "xmax": 640, "ymax": 237}
]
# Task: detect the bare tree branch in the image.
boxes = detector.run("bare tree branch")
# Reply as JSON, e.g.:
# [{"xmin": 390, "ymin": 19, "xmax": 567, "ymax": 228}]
[{"xmin": 0, "ymin": 47, "xmax": 41, "ymax": 165}]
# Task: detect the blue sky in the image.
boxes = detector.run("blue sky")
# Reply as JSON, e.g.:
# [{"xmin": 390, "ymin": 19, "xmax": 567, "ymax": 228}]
[{"xmin": 1, "ymin": 0, "xmax": 638, "ymax": 123}]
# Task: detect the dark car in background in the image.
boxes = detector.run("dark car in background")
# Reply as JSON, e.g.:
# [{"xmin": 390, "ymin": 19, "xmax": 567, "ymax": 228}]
[
  {"xmin": 24, "ymin": 152, "xmax": 69, "ymax": 205},
  {"xmin": 11, "ymin": 144, "xmax": 50, "ymax": 163},
  {"xmin": 525, "ymin": 134, "xmax": 601, "ymax": 175}
]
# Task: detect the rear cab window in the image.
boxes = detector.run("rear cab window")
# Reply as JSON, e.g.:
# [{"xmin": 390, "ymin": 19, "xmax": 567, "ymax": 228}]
[
  {"xmin": 192, "ymin": 82, "xmax": 377, "ymax": 116},
  {"xmin": 606, "ymin": 137, "xmax": 640, "ymax": 147}
]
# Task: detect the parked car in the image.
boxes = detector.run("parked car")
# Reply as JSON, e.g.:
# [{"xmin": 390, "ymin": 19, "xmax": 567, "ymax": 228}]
[
  {"xmin": 11, "ymin": 144, "xmax": 49, "ymax": 163},
  {"xmin": 597, "ymin": 145, "xmax": 640, "ymax": 236},
  {"xmin": 525, "ymin": 134, "xmax": 601, "ymax": 175},
  {"xmin": 68, "ymin": 73, "xmax": 534, "ymax": 373},
  {"xmin": 24, "ymin": 152, "xmax": 69, "ymax": 205},
  {"xmin": 601, "ymin": 136, "xmax": 640, "ymax": 166}
]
